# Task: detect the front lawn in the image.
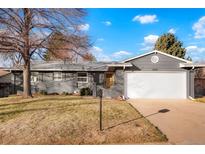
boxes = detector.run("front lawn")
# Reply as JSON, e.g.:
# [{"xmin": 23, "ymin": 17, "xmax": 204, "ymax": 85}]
[{"xmin": 0, "ymin": 95, "xmax": 167, "ymax": 144}]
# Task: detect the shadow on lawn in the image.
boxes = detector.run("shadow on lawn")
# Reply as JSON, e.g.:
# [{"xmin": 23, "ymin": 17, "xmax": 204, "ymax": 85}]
[
  {"xmin": 0, "ymin": 101, "xmax": 97, "ymax": 119},
  {"xmin": 0, "ymin": 108, "xmax": 49, "ymax": 117},
  {"xmin": 105, "ymin": 105, "xmax": 170, "ymax": 130},
  {"xmin": 0, "ymin": 96, "xmax": 87, "ymax": 108}
]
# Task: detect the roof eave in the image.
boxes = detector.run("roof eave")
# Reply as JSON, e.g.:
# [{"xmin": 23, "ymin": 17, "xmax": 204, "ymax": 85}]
[
  {"xmin": 122, "ymin": 50, "xmax": 192, "ymax": 64},
  {"xmin": 107, "ymin": 63, "xmax": 132, "ymax": 67},
  {"xmin": 179, "ymin": 63, "xmax": 205, "ymax": 68}
]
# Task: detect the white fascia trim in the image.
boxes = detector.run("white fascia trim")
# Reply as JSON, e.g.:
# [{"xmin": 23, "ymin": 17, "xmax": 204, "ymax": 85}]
[
  {"xmin": 122, "ymin": 50, "xmax": 192, "ymax": 63},
  {"xmin": 156, "ymin": 50, "xmax": 192, "ymax": 63},
  {"xmin": 107, "ymin": 63, "xmax": 133, "ymax": 67},
  {"xmin": 180, "ymin": 63, "xmax": 205, "ymax": 68},
  {"xmin": 7, "ymin": 69, "xmax": 85, "ymax": 71}
]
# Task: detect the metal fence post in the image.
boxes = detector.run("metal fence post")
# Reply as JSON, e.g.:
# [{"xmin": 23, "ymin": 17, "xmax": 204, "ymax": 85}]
[{"xmin": 98, "ymin": 89, "xmax": 103, "ymax": 131}]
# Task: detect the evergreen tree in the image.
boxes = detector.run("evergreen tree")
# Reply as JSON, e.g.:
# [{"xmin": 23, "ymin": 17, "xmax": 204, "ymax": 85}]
[{"xmin": 154, "ymin": 33, "xmax": 186, "ymax": 59}]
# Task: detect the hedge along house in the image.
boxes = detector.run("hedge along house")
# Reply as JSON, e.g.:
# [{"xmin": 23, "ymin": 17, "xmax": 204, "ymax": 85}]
[{"xmin": 4, "ymin": 50, "xmax": 205, "ymax": 99}]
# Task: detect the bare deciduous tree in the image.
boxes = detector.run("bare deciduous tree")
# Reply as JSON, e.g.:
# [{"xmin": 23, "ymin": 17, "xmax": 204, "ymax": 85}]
[
  {"xmin": 195, "ymin": 68, "xmax": 205, "ymax": 78},
  {"xmin": 44, "ymin": 32, "xmax": 94, "ymax": 62},
  {"xmin": 194, "ymin": 60, "xmax": 205, "ymax": 78},
  {"xmin": 0, "ymin": 8, "xmax": 90, "ymax": 97}
]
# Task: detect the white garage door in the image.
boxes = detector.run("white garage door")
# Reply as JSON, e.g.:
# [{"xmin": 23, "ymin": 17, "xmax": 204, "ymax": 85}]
[{"xmin": 125, "ymin": 72, "xmax": 187, "ymax": 99}]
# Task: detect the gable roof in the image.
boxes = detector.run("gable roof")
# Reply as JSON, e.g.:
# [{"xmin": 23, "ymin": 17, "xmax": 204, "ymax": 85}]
[{"xmin": 122, "ymin": 50, "xmax": 192, "ymax": 63}]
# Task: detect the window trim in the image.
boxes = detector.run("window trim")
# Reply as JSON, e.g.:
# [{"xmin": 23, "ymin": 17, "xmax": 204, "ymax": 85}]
[
  {"xmin": 31, "ymin": 75, "xmax": 38, "ymax": 82},
  {"xmin": 53, "ymin": 72, "xmax": 62, "ymax": 81},
  {"xmin": 63, "ymin": 72, "xmax": 74, "ymax": 81},
  {"xmin": 77, "ymin": 72, "xmax": 88, "ymax": 83}
]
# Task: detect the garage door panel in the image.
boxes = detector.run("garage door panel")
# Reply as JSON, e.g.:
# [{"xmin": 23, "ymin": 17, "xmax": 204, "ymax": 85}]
[{"xmin": 126, "ymin": 72, "xmax": 187, "ymax": 99}]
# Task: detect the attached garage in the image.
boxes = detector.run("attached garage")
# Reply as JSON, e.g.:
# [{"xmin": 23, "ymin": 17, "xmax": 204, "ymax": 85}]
[
  {"xmin": 125, "ymin": 71, "xmax": 187, "ymax": 99},
  {"xmin": 122, "ymin": 50, "xmax": 196, "ymax": 99}
]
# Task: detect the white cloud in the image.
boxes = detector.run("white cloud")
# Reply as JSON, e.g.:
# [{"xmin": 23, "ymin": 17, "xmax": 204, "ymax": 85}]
[
  {"xmin": 112, "ymin": 51, "xmax": 132, "ymax": 58},
  {"xmin": 192, "ymin": 16, "xmax": 205, "ymax": 39},
  {"xmin": 186, "ymin": 45, "xmax": 205, "ymax": 53},
  {"xmin": 91, "ymin": 46, "xmax": 103, "ymax": 52},
  {"xmin": 140, "ymin": 34, "xmax": 159, "ymax": 51},
  {"xmin": 186, "ymin": 46, "xmax": 198, "ymax": 51},
  {"xmin": 90, "ymin": 46, "xmax": 111, "ymax": 61},
  {"xmin": 33, "ymin": 15, "xmax": 50, "ymax": 25},
  {"xmin": 132, "ymin": 15, "xmax": 158, "ymax": 24},
  {"xmin": 140, "ymin": 46, "xmax": 153, "ymax": 51},
  {"xmin": 186, "ymin": 45, "xmax": 205, "ymax": 61},
  {"xmin": 90, "ymin": 47, "xmax": 132, "ymax": 61},
  {"xmin": 97, "ymin": 38, "xmax": 104, "ymax": 41},
  {"xmin": 102, "ymin": 21, "xmax": 112, "ymax": 26},
  {"xmin": 144, "ymin": 34, "xmax": 159, "ymax": 44},
  {"xmin": 168, "ymin": 28, "xmax": 176, "ymax": 34},
  {"xmin": 77, "ymin": 23, "xmax": 90, "ymax": 31}
]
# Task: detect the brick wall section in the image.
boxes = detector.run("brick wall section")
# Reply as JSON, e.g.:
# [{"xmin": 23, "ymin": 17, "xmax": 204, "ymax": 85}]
[{"xmin": 195, "ymin": 78, "xmax": 205, "ymax": 97}]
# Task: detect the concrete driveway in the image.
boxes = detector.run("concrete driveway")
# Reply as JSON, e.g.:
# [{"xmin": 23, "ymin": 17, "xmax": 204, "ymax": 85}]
[{"xmin": 129, "ymin": 99, "xmax": 205, "ymax": 144}]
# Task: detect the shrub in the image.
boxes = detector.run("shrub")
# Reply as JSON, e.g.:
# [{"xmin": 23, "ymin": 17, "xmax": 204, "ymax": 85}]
[
  {"xmin": 80, "ymin": 87, "xmax": 93, "ymax": 96},
  {"xmin": 39, "ymin": 90, "xmax": 47, "ymax": 95},
  {"xmin": 61, "ymin": 92, "xmax": 69, "ymax": 95},
  {"xmin": 48, "ymin": 92, "xmax": 59, "ymax": 95}
]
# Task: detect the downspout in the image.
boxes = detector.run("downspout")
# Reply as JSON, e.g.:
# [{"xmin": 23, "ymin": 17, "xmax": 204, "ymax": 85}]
[
  {"xmin": 192, "ymin": 66, "xmax": 195, "ymax": 70},
  {"xmin": 188, "ymin": 65, "xmax": 195, "ymax": 100}
]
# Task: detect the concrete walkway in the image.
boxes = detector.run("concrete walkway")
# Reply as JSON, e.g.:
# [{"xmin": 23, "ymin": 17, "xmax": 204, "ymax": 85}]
[{"xmin": 129, "ymin": 99, "xmax": 205, "ymax": 144}]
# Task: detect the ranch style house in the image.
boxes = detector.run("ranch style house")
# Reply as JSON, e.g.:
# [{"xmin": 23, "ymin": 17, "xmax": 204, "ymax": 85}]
[{"xmin": 2, "ymin": 50, "xmax": 205, "ymax": 99}]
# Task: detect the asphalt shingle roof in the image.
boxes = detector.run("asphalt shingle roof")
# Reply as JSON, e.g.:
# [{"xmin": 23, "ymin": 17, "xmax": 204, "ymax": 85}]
[{"xmin": 5, "ymin": 61, "xmax": 132, "ymax": 72}]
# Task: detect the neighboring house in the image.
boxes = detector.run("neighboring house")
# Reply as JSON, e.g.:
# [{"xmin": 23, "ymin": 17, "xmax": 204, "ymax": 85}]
[
  {"xmin": 195, "ymin": 68, "xmax": 205, "ymax": 97},
  {"xmin": 3, "ymin": 50, "xmax": 205, "ymax": 99},
  {"xmin": 0, "ymin": 69, "xmax": 11, "ymax": 97}
]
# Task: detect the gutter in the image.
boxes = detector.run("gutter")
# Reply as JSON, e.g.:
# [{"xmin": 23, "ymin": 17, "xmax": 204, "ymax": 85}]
[
  {"xmin": 189, "ymin": 96, "xmax": 195, "ymax": 101},
  {"xmin": 107, "ymin": 63, "xmax": 132, "ymax": 67},
  {"xmin": 179, "ymin": 63, "xmax": 205, "ymax": 68}
]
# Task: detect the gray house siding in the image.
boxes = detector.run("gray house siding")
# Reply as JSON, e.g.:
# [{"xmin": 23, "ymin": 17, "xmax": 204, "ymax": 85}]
[
  {"xmin": 11, "ymin": 72, "xmax": 23, "ymax": 94},
  {"xmin": 102, "ymin": 69, "xmax": 124, "ymax": 98},
  {"xmin": 189, "ymin": 70, "xmax": 195, "ymax": 98},
  {"xmin": 0, "ymin": 73, "xmax": 12, "ymax": 97},
  {"xmin": 32, "ymin": 71, "xmax": 97, "ymax": 94},
  {"xmin": 125, "ymin": 52, "xmax": 188, "ymax": 71},
  {"xmin": 12, "ymin": 71, "xmax": 104, "ymax": 96},
  {"xmin": 0, "ymin": 73, "xmax": 11, "ymax": 83},
  {"xmin": 31, "ymin": 69, "xmax": 124, "ymax": 98}
]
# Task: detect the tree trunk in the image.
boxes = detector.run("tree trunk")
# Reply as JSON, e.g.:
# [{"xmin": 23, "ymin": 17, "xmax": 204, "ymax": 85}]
[
  {"xmin": 23, "ymin": 60, "xmax": 32, "ymax": 98},
  {"xmin": 23, "ymin": 8, "xmax": 32, "ymax": 98}
]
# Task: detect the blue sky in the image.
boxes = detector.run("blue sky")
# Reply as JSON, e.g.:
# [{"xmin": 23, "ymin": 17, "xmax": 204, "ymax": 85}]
[{"xmin": 80, "ymin": 8, "xmax": 205, "ymax": 62}]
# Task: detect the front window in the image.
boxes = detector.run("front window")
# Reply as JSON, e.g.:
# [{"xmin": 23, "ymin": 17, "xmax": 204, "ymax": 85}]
[
  {"xmin": 31, "ymin": 72, "xmax": 38, "ymax": 82},
  {"xmin": 64, "ymin": 72, "xmax": 73, "ymax": 81},
  {"xmin": 105, "ymin": 72, "xmax": 115, "ymax": 88},
  {"xmin": 53, "ymin": 72, "xmax": 62, "ymax": 81},
  {"xmin": 77, "ymin": 72, "xmax": 88, "ymax": 83},
  {"xmin": 31, "ymin": 75, "xmax": 38, "ymax": 82}
]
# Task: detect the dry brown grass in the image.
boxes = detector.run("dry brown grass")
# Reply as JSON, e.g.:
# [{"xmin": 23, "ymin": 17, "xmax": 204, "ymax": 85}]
[
  {"xmin": 0, "ymin": 95, "xmax": 167, "ymax": 144},
  {"xmin": 196, "ymin": 97, "xmax": 205, "ymax": 103}
]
